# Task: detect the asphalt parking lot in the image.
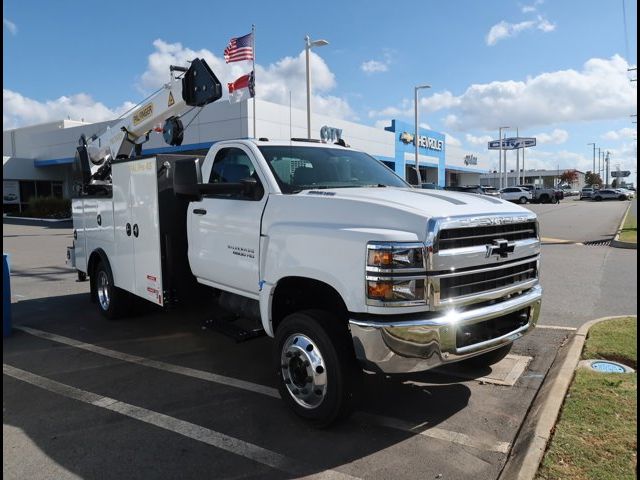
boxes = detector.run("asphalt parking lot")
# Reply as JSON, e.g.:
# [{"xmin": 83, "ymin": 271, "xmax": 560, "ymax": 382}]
[{"xmin": 3, "ymin": 198, "xmax": 635, "ymax": 479}]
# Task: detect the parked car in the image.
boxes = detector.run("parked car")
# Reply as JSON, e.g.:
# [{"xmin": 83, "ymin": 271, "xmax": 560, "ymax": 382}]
[
  {"xmin": 444, "ymin": 185, "xmax": 485, "ymax": 195},
  {"xmin": 615, "ymin": 188, "xmax": 635, "ymax": 199},
  {"xmin": 480, "ymin": 186, "xmax": 501, "ymax": 197},
  {"xmin": 560, "ymin": 186, "xmax": 579, "ymax": 197},
  {"xmin": 517, "ymin": 184, "xmax": 559, "ymax": 204},
  {"xmin": 500, "ymin": 187, "xmax": 533, "ymax": 204},
  {"xmin": 579, "ymin": 187, "xmax": 596, "ymax": 200},
  {"xmin": 592, "ymin": 189, "xmax": 630, "ymax": 201}
]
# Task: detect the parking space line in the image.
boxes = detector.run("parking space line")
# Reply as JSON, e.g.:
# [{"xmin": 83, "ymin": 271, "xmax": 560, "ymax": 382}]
[
  {"xmin": 353, "ymin": 412, "xmax": 511, "ymax": 453},
  {"xmin": 16, "ymin": 325, "xmax": 511, "ymax": 454},
  {"xmin": 3, "ymin": 363, "xmax": 359, "ymax": 480},
  {"xmin": 15, "ymin": 325, "xmax": 280, "ymax": 398}
]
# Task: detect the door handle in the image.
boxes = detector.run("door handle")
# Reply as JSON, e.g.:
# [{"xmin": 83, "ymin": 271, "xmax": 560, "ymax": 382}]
[
  {"xmin": 133, "ymin": 224, "xmax": 139, "ymax": 238},
  {"xmin": 97, "ymin": 214, "xmax": 102, "ymax": 226},
  {"xmin": 193, "ymin": 209, "xmax": 207, "ymax": 215},
  {"xmin": 126, "ymin": 223, "xmax": 132, "ymax": 237}
]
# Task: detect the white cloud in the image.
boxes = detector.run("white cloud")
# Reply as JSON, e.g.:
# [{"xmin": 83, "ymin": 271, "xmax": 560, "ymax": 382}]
[
  {"xmin": 444, "ymin": 132, "xmax": 462, "ymax": 147},
  {"xmin": 444, "ymin": 55, "xmax": 636, "ymax": 131},
  {"xmin": 534, "ymin": 128, "xmax": 569, "ymax": 144},
  {"xmin": 486, "ymin": 16, "xmax": 555, "ymax": 46},
  {"xmin": 465, "ymin": 134, "xmax": 493, "ymax": 146},
  {"xmin": 373, "ymin": 119, "xmax": 392, "ymax": 129},
  {"xmin": 140, "ymin": 39, "xmax": 354, "ymax": 120},
  {"xmin": 4, "ymin": 38, "xmax": 355, "ymax": 129},
  {"xmin": 3, "ymin": 18, "xmax": 17, "ymax": 35},
  {"xmin": 521, "ymin": 6, "xmax": 537, "ymax": 13},
  {"xmin": 361, "ymin": 60, "xmax": 388, "ymax": 73},
  {"xmin": 3, "ymin": 89, "xmax": 135, "ymax": 130},
  {"xmin": 602, "ymin": 127, "xmax": 637, "ymax": 141}
]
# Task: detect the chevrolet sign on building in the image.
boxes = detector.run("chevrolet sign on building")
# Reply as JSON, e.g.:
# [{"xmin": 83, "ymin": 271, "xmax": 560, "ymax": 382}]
[{"xmin": 399, "ymin": 131, "xmax": 444, "ymax": 151}]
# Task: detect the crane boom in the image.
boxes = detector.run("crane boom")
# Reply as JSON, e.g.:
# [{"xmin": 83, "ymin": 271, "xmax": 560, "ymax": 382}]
[{"xmin": 74, "ymin": 58, "xmax": 222, "ymax": 190}]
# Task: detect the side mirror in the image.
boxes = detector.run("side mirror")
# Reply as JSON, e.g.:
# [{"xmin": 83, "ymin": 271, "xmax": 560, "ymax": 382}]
[
  {"xmin": 240, "ymin": 177, "xmax": 263, "ymax": 200},
  {"xmin": 174, "ymin": 158, "xmax": 202, "ymax": 199},
  {"xmin": 406, "ymin": 167, "xmax": 420, "ymax": 187}
]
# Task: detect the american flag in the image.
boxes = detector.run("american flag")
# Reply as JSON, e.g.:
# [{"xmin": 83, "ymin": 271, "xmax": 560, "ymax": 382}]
[{"xmin": 224, "ymin": 33, "xmax": 254, "ymax": 63}]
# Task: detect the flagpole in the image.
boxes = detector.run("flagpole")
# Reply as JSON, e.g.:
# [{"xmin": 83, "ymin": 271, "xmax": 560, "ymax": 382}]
[{"xmin": 252, "ymin": 24, "xmax": 256, "ymax": 139}]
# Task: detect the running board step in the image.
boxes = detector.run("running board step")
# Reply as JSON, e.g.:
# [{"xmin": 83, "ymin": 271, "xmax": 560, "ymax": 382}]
[{"xmin": 203, "ymin": 317, "xmax": 265, "ymax": 343}]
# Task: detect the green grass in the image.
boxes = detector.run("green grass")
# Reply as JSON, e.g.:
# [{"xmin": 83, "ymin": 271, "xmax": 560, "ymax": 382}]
[
  {"xmin": 536, "ymin": 317, "xmax": 637, "ymax": 480},
  {"xmin": 618, "ymin": 204, "xmax": 637, "ymax": 244},
  {"xmin": 583, "ymin": 317, "xmax": 637, "ymax": 369}
]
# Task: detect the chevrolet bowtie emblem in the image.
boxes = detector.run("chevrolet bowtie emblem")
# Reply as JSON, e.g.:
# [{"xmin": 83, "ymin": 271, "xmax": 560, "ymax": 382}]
[{"xmin": 486, "ymin": 239, "xmax": 515, "ymax": 258}]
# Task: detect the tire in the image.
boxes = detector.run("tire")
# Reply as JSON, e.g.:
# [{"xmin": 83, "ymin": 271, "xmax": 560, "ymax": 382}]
[
  {"xmin": 77, "ymin": 270, "xmax": 87, "ymax": 282},
  {"xmin": 274, "ymin": 310, "xmax": 362, "ymax": 426},
  {"xmin": 540, "ymin": 194, "xmax": 550, "ymax": 204},
  {"xmin": 594, "ymin": 196, "xmax": 602, "ymax": 202},
  {"xmin": 519, "ymin": 196, "xmax": 528, "ymax": 204},
  {"xmin": 458, "ymin": 343, "xmax": 512, "ymax": 369},
  {"xmin": 92, "ymin": 260, "xmax": 129, "ymax": 320}
]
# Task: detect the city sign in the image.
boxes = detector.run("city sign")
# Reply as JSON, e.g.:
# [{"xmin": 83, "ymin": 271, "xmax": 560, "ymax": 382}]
[
  {"xmin": 464, "ymin": 154, "xmax": 478, "ymax": 165},
  {"xmin": 488, "ymin": 137, "xmax": 537, "ymax": 150},
  {"xmin": 320, "ymin": 125, "xmax": 343, "ymax": 143},
  {"xmin": 611, "ymin": 170, "xmax": 631, "ymax": 178}
]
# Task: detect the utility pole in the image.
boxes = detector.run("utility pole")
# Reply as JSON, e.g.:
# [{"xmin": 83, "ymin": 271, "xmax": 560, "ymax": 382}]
[
  {"xmin": 597, "ymin": 148, "xmax": 602, "ymax": 181},
  {"xmin": 498, "ymin": 126, "xmax": 509, "ymax": 189},
  {"xmin": 605, "ymin": 151, "xmax": 611, "ymax": 187},
  {"xmin": 587, "ymin": 143, "xmax": 596, "ymax": 173},
  {"xmin": 516, "ymin": 127, "xmax": 520, "ymax": 185}
]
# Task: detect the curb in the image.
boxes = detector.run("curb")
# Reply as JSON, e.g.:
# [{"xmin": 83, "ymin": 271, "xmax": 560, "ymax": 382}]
[
  {"xmin": 611, "ymin": 202, "xmax": 637, "ymax": 250},
  {"xmin": 498, "ymin": 314, "xmax": 637, "ymax": 480}
]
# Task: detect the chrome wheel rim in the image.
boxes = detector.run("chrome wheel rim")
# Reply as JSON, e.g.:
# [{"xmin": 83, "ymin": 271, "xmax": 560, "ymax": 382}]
[
  {"xmin": 280, "ymin": 333, "xmax": 327, "ymax": 409},
  {"xmin": 97, "ymin": 270, "xmax": 110, "ymax": 311}
]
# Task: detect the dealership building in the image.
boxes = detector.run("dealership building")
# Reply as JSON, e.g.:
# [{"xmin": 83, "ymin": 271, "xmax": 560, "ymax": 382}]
[
  {"xmin": 479, "ymin": 169, "xmax": 587, "ymax": 189},
  {"xmin": 3, "ymin": 99, "xmax": 486, "ymax": 212}
]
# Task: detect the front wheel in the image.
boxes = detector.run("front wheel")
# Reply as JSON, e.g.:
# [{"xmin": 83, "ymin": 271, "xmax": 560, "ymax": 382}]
[
  {"xmin": 594, "ymin": 196, "xmax": 603, "ymax": 202},
  {"xmin": 274, "ymin": 310, "xmax": 361, "ymax": 426},
  {"xmin": 519, "ymin": 196, "xmax": 528, "ymax": 204}
]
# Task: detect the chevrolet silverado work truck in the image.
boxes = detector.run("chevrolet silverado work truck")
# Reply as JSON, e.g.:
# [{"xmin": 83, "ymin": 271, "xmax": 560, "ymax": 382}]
[{"xmin": 68, "ymin": 138, "xmax": 542, "ymax": 425}]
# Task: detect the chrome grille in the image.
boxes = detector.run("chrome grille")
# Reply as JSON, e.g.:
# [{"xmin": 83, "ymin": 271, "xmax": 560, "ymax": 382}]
[
  {"xmin": 439, "ymin": 259, "xmax": 537, "ymax": 301},
  {"xmin": 437, "ymin": 221, "xmax": 538, "ymax": 250}
]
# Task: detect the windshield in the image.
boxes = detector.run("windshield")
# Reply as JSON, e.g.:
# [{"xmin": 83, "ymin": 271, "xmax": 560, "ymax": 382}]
[{"xmin": 258, "ymin": 145, "xmax": 408, "ymax": 193}]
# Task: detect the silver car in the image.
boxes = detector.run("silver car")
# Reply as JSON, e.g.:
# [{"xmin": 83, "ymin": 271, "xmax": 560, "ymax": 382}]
[
  {"xmin": 592, "ymin": 189, "xmax": 630, "ymax": 201},
  {"xmin": 580, "ymin": 187, "xmax": 596, "ymax": 200}
]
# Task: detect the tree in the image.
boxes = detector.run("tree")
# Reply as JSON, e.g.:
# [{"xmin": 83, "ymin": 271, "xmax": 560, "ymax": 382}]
[
  {"xmin": 612, "ymin": 179, "xmax": 618, "ymax": 188},
  {"xmin": 560, "ymin": 169, "xmax": 579, "ymax": 185},
  {"xmin": 585, "ymin": 171, "xmax": 603, "ymax": 186}
]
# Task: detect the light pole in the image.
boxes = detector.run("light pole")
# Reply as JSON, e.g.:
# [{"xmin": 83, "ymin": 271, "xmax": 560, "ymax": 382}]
[
  {"xmin": 587, "ymin": 143, "xmax": 596, "ymax": 173},
  {"xmin": 597, "ymin": 147, "xmax": 602, "ymax": 181},
  {"xmin": 305, "ymin": 35, "xmax": 329, "ymax": 139},
  {"xmin": 414, "ymin": 84, "xmax": 431, "ymax": 186},
  {"xmin": 498, "ymin": 126, "xmax": 510, "ymax": 189}
]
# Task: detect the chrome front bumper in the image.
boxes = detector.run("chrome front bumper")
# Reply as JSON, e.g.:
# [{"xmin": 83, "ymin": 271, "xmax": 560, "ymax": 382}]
[{"xmin": 349, "ymin": 285, "xmax": 542, "ymax": 373}]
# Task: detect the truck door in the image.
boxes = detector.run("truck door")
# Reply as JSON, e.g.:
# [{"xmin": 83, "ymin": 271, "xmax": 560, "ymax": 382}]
[
  {"xmin": 130, "ymin": 159, "xmax": 164, "ymax": 306},
  {"xmin": 188, "ymin": 146, "xmax": 267, "ymax": 297},
  {"xmin": 111, "ymin": 159, "xmax": 164, "ymax": 306}
]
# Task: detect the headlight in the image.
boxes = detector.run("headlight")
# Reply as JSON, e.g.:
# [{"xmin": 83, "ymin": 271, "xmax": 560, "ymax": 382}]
[
  {"xmin": 366, "ymin": 243, "xmax": 426, "ymax": 306},
  {"xmin": 367, "ymin": 243, "xmax": 424, "ymax": 271}
]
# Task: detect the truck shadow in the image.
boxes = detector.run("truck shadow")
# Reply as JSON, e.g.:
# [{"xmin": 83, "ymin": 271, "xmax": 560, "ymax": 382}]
[{"xmin": 5, "ymin": 293, "xmax": 477, "ymax": 479}]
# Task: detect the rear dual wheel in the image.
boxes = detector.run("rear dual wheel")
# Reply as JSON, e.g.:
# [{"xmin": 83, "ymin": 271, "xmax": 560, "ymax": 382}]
[
  {"xmin": 92, "ymin": 261, "xmax": 129, "ymax": 319},
  {"xmin": 274, "ymin": 310, "xmax": 361, "ymax": 426}
]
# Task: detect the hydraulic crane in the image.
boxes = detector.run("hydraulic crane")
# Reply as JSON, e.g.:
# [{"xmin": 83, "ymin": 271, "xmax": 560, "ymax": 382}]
[{"xmin": 73, "ymin": 58, "xmax": 222, "ymax": 192}]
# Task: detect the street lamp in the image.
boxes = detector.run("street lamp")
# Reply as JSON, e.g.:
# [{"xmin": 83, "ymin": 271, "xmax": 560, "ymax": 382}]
[
  {"xmin": 414, "ymin": 84, "xmax": 431, "ymax": 186},
  {"xmin": 305, "ymin": 35, "xmax": 329, "ymax": 139},
  {"xmin": 498, "ymin": 126, "xmax": 510, "ymax": 189},
  {"xmin": 587, "ymin": 143, "xmax": 596, "ymax": 173}
]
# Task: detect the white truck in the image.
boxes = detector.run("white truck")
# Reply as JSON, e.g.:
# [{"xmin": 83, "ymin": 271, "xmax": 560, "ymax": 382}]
[{"xmin": 67, "ymin": 58, "xmax": 542, "ymax": 425}]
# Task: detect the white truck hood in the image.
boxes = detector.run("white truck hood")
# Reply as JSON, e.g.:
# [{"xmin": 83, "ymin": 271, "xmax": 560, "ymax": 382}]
[
  {"xmin": 263, "ymin": 187, "xmax": 534, "ymax": 243},
  {"xmin": 306, "ymin": 187, "xmax": 524, "ymax": 217}
]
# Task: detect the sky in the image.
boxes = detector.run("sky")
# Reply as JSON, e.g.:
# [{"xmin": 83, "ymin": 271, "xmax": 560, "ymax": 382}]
[{"xmin": 3, "ymin": 0, "xmax": 638, "ymax": 184}]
